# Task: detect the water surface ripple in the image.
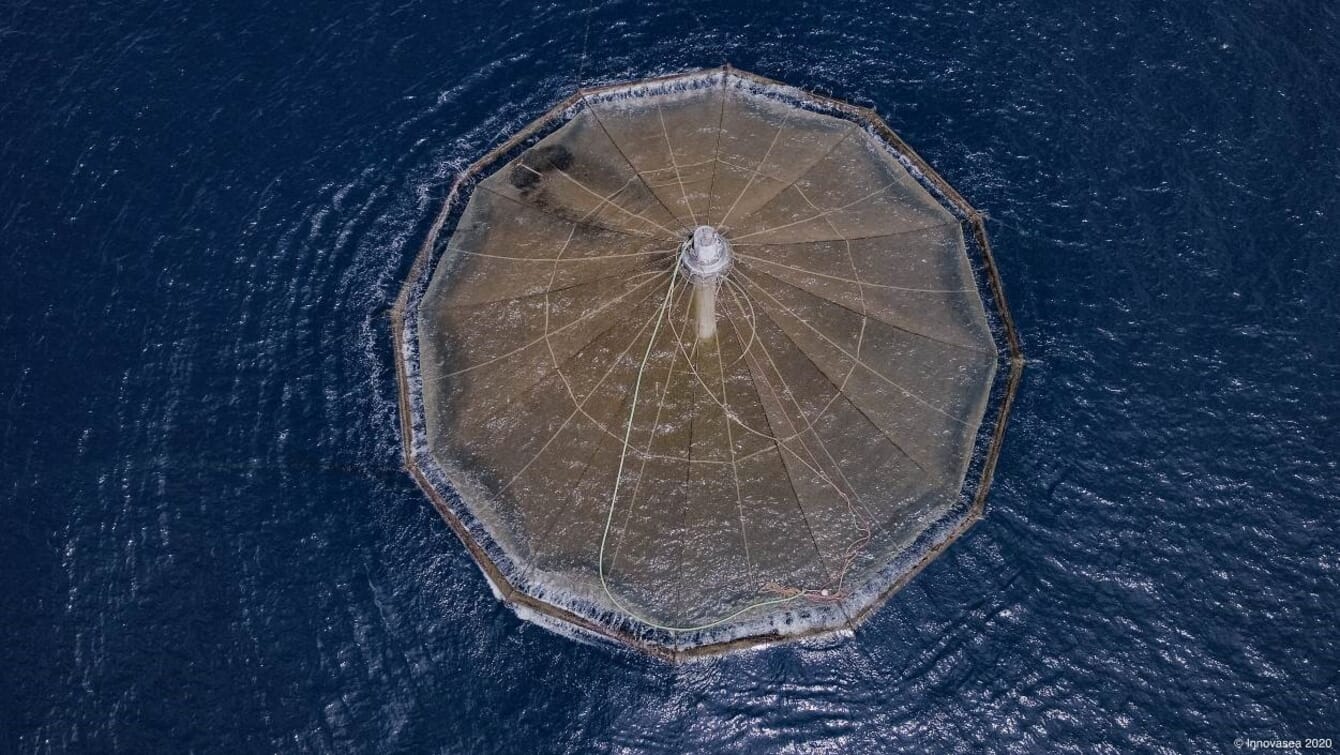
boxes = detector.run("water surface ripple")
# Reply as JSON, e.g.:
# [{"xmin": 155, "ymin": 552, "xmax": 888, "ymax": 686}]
[{"xmin": 2, "ymin": 0, "xmax": 1337, "ymax": 751}]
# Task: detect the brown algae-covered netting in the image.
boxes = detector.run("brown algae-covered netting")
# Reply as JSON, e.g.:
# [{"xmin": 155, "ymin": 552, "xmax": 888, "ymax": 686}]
[{"xmin": 396, "ymin": 68, "xmax": 1022, "ymax": 656}]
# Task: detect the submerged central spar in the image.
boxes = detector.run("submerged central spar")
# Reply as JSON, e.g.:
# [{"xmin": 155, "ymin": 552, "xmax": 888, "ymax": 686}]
[{"xmin": 393, "ymin": 67, "xmax": 1022, "ymax": 658}]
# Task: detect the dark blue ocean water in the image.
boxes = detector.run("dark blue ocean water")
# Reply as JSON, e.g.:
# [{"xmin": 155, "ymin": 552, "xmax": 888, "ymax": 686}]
[{"xmin": 3, "ymin": 0, "xmax": 1338, "ymax": 751}]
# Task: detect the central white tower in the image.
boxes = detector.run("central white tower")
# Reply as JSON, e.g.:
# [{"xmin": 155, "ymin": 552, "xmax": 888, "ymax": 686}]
[{"xmin": 680, "ymin": 225, "xmax": 732, "ymax": 341}]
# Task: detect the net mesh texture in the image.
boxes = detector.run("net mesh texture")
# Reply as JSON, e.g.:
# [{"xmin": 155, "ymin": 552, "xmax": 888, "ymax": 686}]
[{"xmin": 402, "ymin": 69, "xmax": 1014, "ymax": 654}]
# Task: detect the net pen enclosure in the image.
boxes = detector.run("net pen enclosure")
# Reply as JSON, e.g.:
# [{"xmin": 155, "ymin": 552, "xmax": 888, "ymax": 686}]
[{"xmin": 391, "ymin": 67, "xmax": 1023, "ymax": 660}]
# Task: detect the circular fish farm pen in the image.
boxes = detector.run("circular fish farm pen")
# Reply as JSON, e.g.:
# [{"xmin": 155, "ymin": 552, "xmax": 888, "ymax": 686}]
[{"xmin": 392, "ymin": 67, "xmax": 1023, "ymax": 660}]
